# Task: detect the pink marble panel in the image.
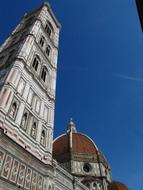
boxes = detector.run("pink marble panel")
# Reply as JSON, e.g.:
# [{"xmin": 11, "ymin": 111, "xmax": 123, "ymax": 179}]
[
  {"xmin": 1, "ymin": 154, "xmax": 13, "ymax": 179},
  {"xmin": 9, "ymin": 159, "xmax": 20, "ymax": 183},
  {"xmin": 17, "ymin": 163, "xmax": 26, "ymax": 187},
  {"xmin": 43, "ymin": 178, "xmax": 47, "ymax": 190},
  {"xmin": 37, "ymin": 174, "xmax": 43, "ymax": 190},
  {"xmin": 24, "ymin": 167, "xmax": 32, "ymax": 190},
  {"xmin": 31, "ymin": 171, "xmax": 38, "ymax": 190}
]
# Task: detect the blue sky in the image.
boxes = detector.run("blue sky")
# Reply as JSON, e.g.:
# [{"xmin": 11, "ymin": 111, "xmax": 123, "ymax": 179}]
[{"xmin": 0, "ymin": 0, "xmax": 142, "ymax": 189}]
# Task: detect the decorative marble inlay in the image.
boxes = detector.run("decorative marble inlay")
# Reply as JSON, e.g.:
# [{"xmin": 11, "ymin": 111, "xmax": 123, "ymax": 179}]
[
  {"xmin": 1, "ymin": 154, "xmax": 13, "ymax": 179},
  {"xmin": 9, "ymin": 159, "xmax": 20, "ymax": 183},
  {"xmin": 37, "ymin": 174, "xmax": 43, "ymax": 190},
  {"xmin": 17, "ymin": 163, "xmax": 26, "ymax": 187},
  {"xmin": 24, "ymin": 167, "xmax": 33, "ymax": 190},
  {"xmin": 31, "ymin": 171, "xmax": 38, "ymax": 190},
  {"xmin": 0, "ymin": 147, "xmax": 46, "ymax": 190}
]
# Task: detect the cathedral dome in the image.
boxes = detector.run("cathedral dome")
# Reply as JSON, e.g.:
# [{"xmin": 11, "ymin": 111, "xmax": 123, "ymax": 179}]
[
  {"xmin": 53, "ymin": 132, "xmax": 97, "ymax": 154},
  {"xmin": 108, "ymin": 182, "xmax": 129, "ymax": 190},
  {"xmin": 53, "ymin": 119, "xmax": 111, "ymax": 187},
  {"xmin": 53, "ymin": 119, "xmax": 108, "ymax": 167}
]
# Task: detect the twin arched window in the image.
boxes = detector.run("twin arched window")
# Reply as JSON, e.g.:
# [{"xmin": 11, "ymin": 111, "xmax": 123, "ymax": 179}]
[
  {"xmin": 46, "ymin": 45, "xmax": 51, "ymax": 57},
  {"xmin": 32, "ymin": 55, "xmax": 40, "ymax": 71},
  {"xmin": 39, "ymin": 36, "xmax": 51, "ymax": 58},
  {"xmin": 32, "ymin": 55, "xmax": 49, "ymax": 84},
  {"xmin": 39, "ymin": 36, "xmax": 45, "ymax": 47},
  {"xmin": 45, "ymin": 21, "xmax": 54, "ymax": 38},
  {"xmin": 21, "ymin": 110, "xmax": 39, "ymax": 140}
]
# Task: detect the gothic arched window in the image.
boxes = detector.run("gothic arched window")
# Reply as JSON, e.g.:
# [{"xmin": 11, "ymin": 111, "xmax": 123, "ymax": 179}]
[
  {"xmin": 40, "ymin": 129, "xmax": 46, "ymax": 146},
  {"xmin": 21, "ymin": 112, "xmax": 28, "ymax": 130},
  {"xmin": 45, "ymin": 21, "xmax": 54, "ymax": 38},
  {"xmin": 41, "ymin": 67, "xmax": 47, "ymax": 82},
  {"xmin": 46, "ymin": 45, "xmax": 51, "ymax": 57},
  {"xmin": 39, "ymin": 36, "xmax": 45, "ymax": 47},
  {"xmin": 32, "ymin": 55, "xmax": 40, "ymax": 71},
  {"xmin": 9, "ymin": 101, "xmax": 17, "ymax": 118},
  {"xmin": 31, "ymin": 120, "xmax": 37, "ymax": 139}
]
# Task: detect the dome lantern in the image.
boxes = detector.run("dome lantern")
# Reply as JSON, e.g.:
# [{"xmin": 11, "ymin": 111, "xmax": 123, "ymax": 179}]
[{"xmin": 67, "ymin": 118, "xmax": 77, "ymax": 133}]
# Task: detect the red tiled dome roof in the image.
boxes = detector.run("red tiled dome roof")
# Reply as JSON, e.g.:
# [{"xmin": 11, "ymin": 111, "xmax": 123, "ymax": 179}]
[
  {"xmin": 72, "ymin": 133, "xmax": 97, "ymax": 153},
  {"xmin": 53, "ymin": 134, "xmax": 69, "ymax": 155},
  {"xmin": 53, "ymin": 133, "xmax": 97, "ymax": 156},
  {"xmin": 53, "ymin": 120, "xmax": 109, "ymax": 166},
  {"xmin": 53, "ymin": 132, "xmax": 109, "ymax": 166},
  {"xmin": 108, "ymin": 182, "xmax": 129, "ymax": 190},
  {"xmin": 53, "ymin": 134, "xmax": 70, "ymax": 163}
]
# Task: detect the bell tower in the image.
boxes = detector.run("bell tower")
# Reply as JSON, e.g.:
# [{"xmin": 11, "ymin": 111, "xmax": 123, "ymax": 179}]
[{"xmin": 0, "ymin": 2, "xmax": 61, "ymax": 164}]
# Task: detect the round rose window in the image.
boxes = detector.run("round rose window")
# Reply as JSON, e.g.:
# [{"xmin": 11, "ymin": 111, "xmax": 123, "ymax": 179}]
[{"xmin": 83, "ymin": 163, "xmax": 92, "ymax": 172}]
